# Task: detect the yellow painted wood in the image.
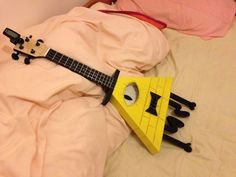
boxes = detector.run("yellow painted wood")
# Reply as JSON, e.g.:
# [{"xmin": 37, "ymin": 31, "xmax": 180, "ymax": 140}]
[{"xmin": 111, "ymin": 77, "xmax": 172, "ymax": 154}]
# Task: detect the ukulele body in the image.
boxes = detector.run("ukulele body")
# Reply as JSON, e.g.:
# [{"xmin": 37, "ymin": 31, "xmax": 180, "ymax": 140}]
[{"xmin": 111, "ymin": 76, "xmax": 172, "ymax": 153}]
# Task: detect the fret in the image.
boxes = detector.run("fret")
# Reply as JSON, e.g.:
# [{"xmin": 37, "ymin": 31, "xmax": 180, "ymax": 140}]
[
  {"xmin": 91, "ymin": 69, "xmax": 96, "ymax": 80},
  {"xmin": 79, "ymin": 64, "xmax": 84, "ymax": 74},
  {"xmin": 82, "ymin": 65, "xmax": 88, "ymax": 76},
  {"xmin": 109, "ymin": 77, "xmax": 114, "ymax": 88},
  {"xmin": 47, "ymin": 51, "xmax": 53, "ymax": 58},
  {"xmin": 65, "ymin": 57, "xmax": 72, "ymax": 68},
  {"xmin": 51, "ymin": 51, "xmax": 57, "ymax": 60},
  {"xmin": 68, "ymin": 58, "xmax": 74, "ymax": 69},
  {"xmin": 107, "ymin": 76, "xmax": 113, "ymax": 88},
  {"xmin": 49, "ymin": 50, "xmax": 54, "ymax": 56},
  {"xmin": 60, "ymin": 56, "xmax": 68, "ymax": 66},
  {"xmin": 55, "ymin": 53, "xmax": 63, "ymax": 62},
  {"xmin": 82, "ymin": 66, "xmax": 96, "ymax": 82},
  {"xmin": 91, "ymin": 69, "xmax": 98, "ymax": 80},
  {"xmin": 90, "ymin": 69, "xmax": 97, "ymax": 81},
  {"xmin": 99, "ymin": 73, "xmax": 107, "ymax": 86},
  {"xmin": 74, "ymin": 62, "xmax": 79, "ymax": 71},
  {"xmin": 87, "ymin": 67, "xmax": 91, "ymax": 80},
  {"xmin": 106, "ymin": 76, "xmax": 111, "ymax": 85},
  {"xmin": 86, "ymin": 67, "xmax": 94, "ymax": 80},
  {"xmin": 80, "ymin": 65, "xmax": 85, "ymax": 75},
  {"xmin": 69, "ymin": 59, "xmax": 74, "ymax": 69},
  {"xmin": 46, "ymin": 49, "xmax": 56, "ymax": 61},
  {"xmin": 86, "ymin": 68, "xmax": 91, "ymax": 79},
  {"xmin": 103, "ymin": 74, "xmax": 109, "ymax": 86},
  {"xmin": 63, "ymin": 57, "xmax": 69, "ymax": 66},
  {"xmin": 77, "ymin": 64, "xmax": 87, "ymax": 77},
  {"xmin": 96, "ymin": 71, "xmax": 102, "ymax": 85},
  {"xmin": 58, "ymin": 54, "xmax": 63, "ymax": 63},
  {"xmin": 77, "ymin": 63, "xmax": 83, "ymax": 73},
  {"xmin": 98, "ymin": 73, "xmax": 103, "ymax": 85},
  {"xmin": 94, "ymin": 70, "xmax": 99, "ymax": 80},
  {"xmin": 91, "ymin": 69, "xmax": 96, "ymax": 79}
]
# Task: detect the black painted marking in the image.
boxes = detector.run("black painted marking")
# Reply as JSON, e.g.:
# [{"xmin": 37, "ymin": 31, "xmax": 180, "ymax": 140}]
[
  {"xmin": 145, "ymin": 92, "xmax": 161, "ymax": 116},
  {"xmin": 124, "ymin": 94, "xmax": 133, "ymax": 101}
]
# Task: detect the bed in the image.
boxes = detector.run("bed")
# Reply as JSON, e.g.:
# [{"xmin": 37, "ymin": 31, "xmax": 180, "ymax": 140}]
[
  {"xmin": 104, "ymin": 15, "xmax": 236, "ymax": 177},
  {"xmin": 0, "ymin": 1, "xmax": 236, "ymax": 177}
]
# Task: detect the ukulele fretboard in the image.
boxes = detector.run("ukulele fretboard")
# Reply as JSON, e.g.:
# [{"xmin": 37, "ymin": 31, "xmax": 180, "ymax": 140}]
[{"xmin": 46, "ymin": 49, "xmax": 114, "ymax": 89}]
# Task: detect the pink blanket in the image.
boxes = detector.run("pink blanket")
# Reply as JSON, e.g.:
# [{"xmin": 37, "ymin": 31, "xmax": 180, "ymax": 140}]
[{"xmin": 0, "ymin": 5, "xmax": 169, "ymax": 177}]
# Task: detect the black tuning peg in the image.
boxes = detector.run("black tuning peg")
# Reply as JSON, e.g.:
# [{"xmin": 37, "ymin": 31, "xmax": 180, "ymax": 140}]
[
  {"xmin": 11, "ymin": 52, "xmax": 20, "ymax": 60},
  {"xmin": 37, "ymin": 39, "xmax": 44, "ymax": 43},
  {"xmin": 18, "ymin": 38, "xmax": 24, "ymax": 45},
  {"xmin": 24, "ymin": 57, "xmax": 32, "ymax": 64},
  {"xmin": 36, "ymin": 39, "xmax": 44, "ymax": 46},
  {"xmin": 19, "ymin": 44, "xmax": 24, "ymax": 49},
  {"xmin": 25, "ymin": 37, "xmax": 30, "ymax": 42}
]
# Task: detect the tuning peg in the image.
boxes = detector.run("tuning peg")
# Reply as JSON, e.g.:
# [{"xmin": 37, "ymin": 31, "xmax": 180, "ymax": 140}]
[
  {"xmin": 37, "ymin": 39, "xmax": 44, "ymax": 43},
  {"xmin": 19, "ymin": 44, "xmax": 24, "ymax": 49},
  {"xmin": 25, "ymin": 37, "xmax": 30, "ymax": 42},
  {"xmin": 18, "ymin": 38, "xmax": 24, "ymax": 45},
  {"xmin": 30, "ymin": 49, "xmax": 35, "ymax": 54},
  {"xmin": 24, "ymin": 57, "xmax": 32, "ymax": 65},
  {"xmin": 36, "ymin": 39, "xmax": 44, "ymax": 46},
  {"xmin": 11, "ymin": 52, "xmax": 20, "ymax": 60}
]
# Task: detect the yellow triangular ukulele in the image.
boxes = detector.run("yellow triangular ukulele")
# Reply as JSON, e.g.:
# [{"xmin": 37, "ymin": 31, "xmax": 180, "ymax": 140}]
[
  {"xmin": 111, "ymin": 77, "xmax": 172, "ymax": 154},
  {"xmin": 3, "ymin": 28, "xmax": 173, "ymax": 154}
]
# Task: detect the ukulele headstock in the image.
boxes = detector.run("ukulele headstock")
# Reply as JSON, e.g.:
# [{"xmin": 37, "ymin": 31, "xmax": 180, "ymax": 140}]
[{"xmin": 3, "ymin": 28, "xmax": 49, "ymax": 64}]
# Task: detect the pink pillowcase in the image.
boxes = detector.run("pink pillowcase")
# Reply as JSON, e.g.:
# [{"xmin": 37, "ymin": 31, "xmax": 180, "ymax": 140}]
[{"xmin": 116, "ymin": 0, "xmax": 236, "ymax": 39}]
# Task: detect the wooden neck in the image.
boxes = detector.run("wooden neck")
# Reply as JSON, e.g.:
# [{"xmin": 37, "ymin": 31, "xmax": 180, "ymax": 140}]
[{"xmin": 46, "ymin": 49, "xmax": 114, "ymax": 89}]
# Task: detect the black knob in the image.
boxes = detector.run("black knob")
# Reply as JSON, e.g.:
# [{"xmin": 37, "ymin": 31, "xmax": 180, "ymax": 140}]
[
  {"xmin": 11, "ymin": 52, "xmax": 19, "ymax": 60},
  {"xmin": 36, "ymin": 39, "xmax": 44, "ymax": 46},
  {"xmin": 19, "ymin": 45, "xmax": 24, "ymax": 49},
  {"xmin": 18, "ymin": 38, "xmax": 24, "ymax": 44},
  {"xmin": 25, "ymin": 37, "xmax": 30, "ymax": 42},
  {"xmin": 36, "ymin": 41, "xmax": 40, "ymax": 46},
  {"xmin": 184, "ymin": 143, "xmax": 192, "ymax": 153},
  {"xmin": 24, "ymin": 57, "xmax": 31, "ymax": 64},
  {"xmin": 37, "ymin": 39, "xmax": 44, "ymax": 43},
  {"xmin": 31, "ymin": 49, "xmax": 35, "ymax": 54}
]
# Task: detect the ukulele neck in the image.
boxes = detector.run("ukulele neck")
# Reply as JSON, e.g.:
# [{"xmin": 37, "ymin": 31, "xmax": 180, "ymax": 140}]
[
  {"xmin": 45, "ymin": 49, "xmax": 120, "ymax": 105},
  {"xmin": 46, "ymin": 49, "xmax": 114, "ymax": 89}
]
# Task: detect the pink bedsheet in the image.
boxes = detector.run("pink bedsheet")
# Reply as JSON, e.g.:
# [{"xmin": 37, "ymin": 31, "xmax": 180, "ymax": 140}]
[{"xmin": 0, "ymin": 5, "xmax": 169, "ymax": 177}]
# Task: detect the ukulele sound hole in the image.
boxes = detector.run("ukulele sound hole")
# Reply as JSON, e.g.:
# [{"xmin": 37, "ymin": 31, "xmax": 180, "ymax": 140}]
[{"xmin": 124, "ymin": 83, "xmax": 139, "ymax": 105}]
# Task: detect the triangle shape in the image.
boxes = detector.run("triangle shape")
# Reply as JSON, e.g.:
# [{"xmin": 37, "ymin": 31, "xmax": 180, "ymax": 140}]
[{"xmin": 111, "ymin": 76, "xmax": 173, "ymax": 154}]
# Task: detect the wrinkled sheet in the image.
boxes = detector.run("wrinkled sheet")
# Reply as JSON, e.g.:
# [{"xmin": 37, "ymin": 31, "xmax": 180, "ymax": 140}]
[
  {"xmin": 104, "ymin": 19, "xmax": 236, "ymax": 177},
  {"xmin": 0, "ymin": 4, "xmax": 169, "ymax": 177}
]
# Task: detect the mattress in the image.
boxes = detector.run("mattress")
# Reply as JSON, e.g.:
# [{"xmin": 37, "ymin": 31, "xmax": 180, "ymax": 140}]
[{"xmin": 104, "ymin": 19, "xmax": 236, "ymax": 177}]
